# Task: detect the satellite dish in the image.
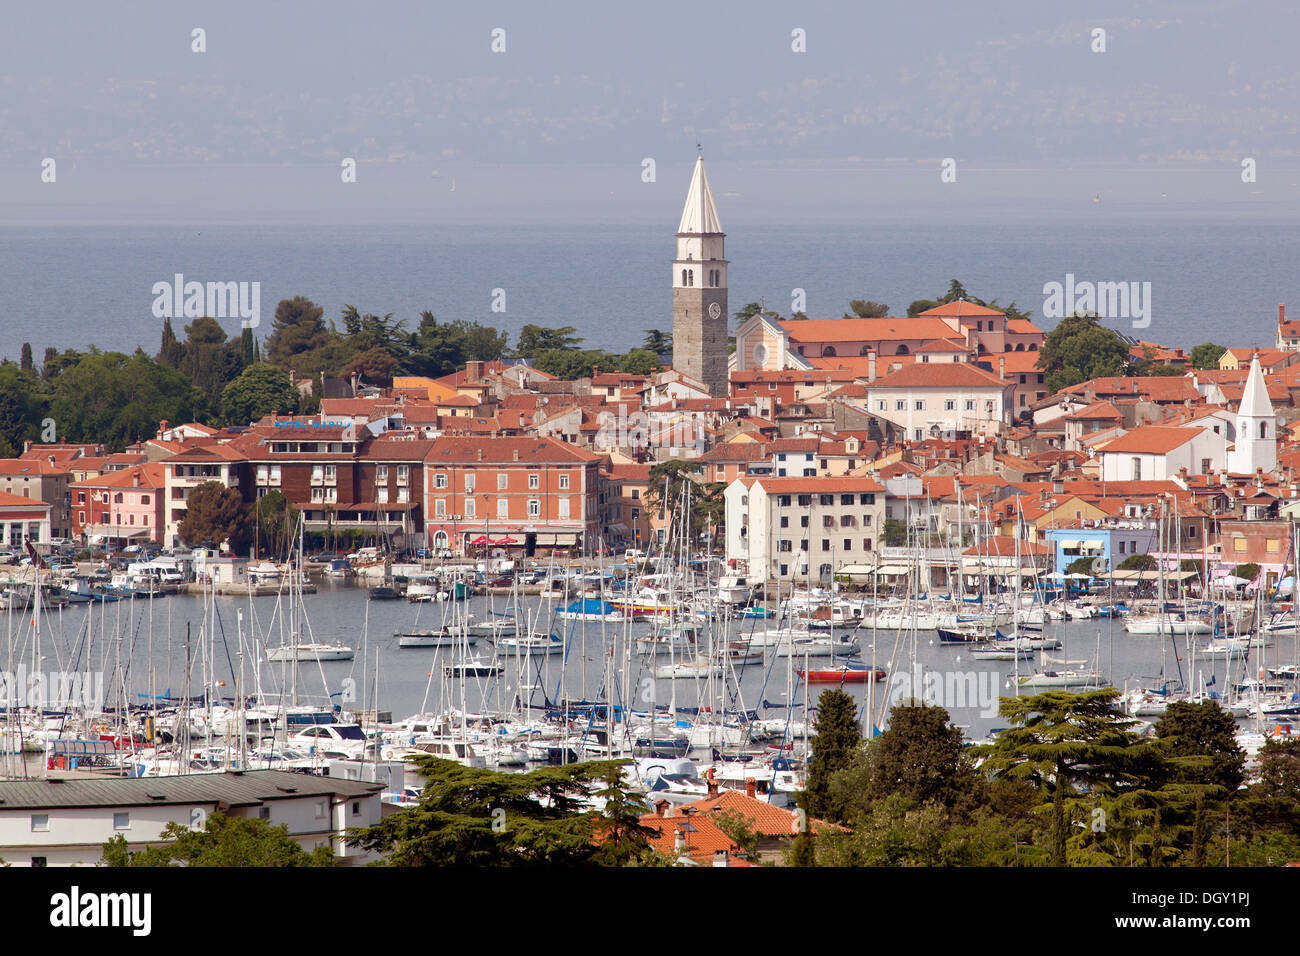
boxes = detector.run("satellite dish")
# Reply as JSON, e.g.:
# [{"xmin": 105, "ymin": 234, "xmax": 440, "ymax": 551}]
[{"xmin": 1090, "ymin": 557, "xmax": 1107, "ymax": 576}]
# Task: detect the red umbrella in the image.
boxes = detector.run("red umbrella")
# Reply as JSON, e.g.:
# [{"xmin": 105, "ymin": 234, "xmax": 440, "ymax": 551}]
[
  {"xmin": 492, "ymin": 537, "xmax": 518, "ymax": 545},
  {"xmin": 470, "ymin": 535, "xmax": 488, "ymax": 545}
]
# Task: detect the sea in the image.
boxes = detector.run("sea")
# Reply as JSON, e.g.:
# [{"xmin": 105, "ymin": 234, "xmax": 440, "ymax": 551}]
[
  {"xmin": 2, "ymin": 198, "xmax": 1299, "ymax": 361},
  {"xmin": 22, "ymin": 583, "xmax": 1290, "ymax": 741}
]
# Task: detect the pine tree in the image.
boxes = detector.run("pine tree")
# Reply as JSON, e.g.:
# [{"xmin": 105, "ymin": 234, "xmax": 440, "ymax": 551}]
[
  {"xmin": 19, "ymin": 343, "xmax": 32, "ymax": 372},
  {"xmin": 158, "ymin": 317, "xmax": 185, "ymax": 368},
  {"xmin": 802, "ymin": 689, "xmax": 862, "ymax": 822}
]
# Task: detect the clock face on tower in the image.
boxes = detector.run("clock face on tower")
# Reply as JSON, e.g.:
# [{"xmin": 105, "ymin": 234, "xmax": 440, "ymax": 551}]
[{"xmin": 708, "ymin": 302, "xmax": 722, "ymax": 320}]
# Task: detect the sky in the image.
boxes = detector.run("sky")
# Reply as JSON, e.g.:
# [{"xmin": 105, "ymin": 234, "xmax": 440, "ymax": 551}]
[{"xmin": 2, "ymin": 0, "xmax": 1300, "ymax": 225}]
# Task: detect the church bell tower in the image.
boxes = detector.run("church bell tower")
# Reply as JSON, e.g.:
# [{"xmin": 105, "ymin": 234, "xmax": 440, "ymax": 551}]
[{"xmin": 671, "ymin": 154, "xmax": 729, "ymax": 396}]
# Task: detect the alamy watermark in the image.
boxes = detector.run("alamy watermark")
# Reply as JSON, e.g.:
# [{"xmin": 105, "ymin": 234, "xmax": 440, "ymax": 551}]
[
  {"xmin": 151, "ymin": 274, "xmax": 261, "ymax": 329},
  {"xmin": 887, "ymin": 663, "xmax": 1000, "ymax": 718},
  {"xmin": 1042, "ymin": 273, "xmax": 1151, "ymax": 329},
  {"xmin": 0, "ymin": 667, "xmax": 105, "ymax": 710},
  {"xmin": 594, "ymin": 407, "xmax": 705, "ymax": 454}
]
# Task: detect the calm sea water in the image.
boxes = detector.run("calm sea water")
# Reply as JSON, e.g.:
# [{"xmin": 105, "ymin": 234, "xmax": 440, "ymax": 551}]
[
  {"xmin": 23, "ymin": 583, "xmax": 1287, "ymax": 739},
  {"xmin": 1, "ymin": 207, "xmax": 1298, "ymax": 362}
]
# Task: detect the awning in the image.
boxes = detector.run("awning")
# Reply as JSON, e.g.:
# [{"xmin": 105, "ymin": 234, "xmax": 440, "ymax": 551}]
[
  {"xmin": 1058, "ymin": 539, "xmax": 1081, "ymax": 549},
  {"xmin": 872, "ymin": 565, "xmax": 910, "ymax": 576},
  {"xmin": 837, "ymin": 563, "xmax": 877, "ymax": 575},
  {"xmin": 1081, "ymin": 541, "xmax": 1104, "ymax": 551}
]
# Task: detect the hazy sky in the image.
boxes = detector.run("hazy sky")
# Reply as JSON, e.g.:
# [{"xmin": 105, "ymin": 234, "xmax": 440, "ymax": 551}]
[{"xmin": 3, "ymin": 0, "xmax": 1299, "ymax": 224}]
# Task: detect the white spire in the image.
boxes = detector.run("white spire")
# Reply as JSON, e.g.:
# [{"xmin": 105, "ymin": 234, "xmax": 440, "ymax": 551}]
[
  {"xmin": 677, "ymin": 155, "xmax": 723, "ymax": 235},
  {"xmin": 1238, "ymin": 354, "xmax": 1272, "ymax": 419}
]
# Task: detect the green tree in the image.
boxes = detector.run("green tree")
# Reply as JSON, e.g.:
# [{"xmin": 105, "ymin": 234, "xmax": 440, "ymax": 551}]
[
  {"xmin": 1036, "ymin": 312, "xmax": 1129, "ymax": 394},
  {"xmin": 178, "ymin": 480, "xmax": 248, "ymax": 552},
  {"xmin": 47, "ymin": 350, "xmax": 202, "ymax": 450},
  {"xmin": 1153, "ymin": 700, "xmax": 1245, "ymax": 792},
  {"xmin": 802, "ymin": 689, "xmax": 863, "ymax": 822},
  {"xmin": 342, "ymin": 345, "xmax": 399, "ymax": 387},
  {"xmin": 347, "ymin": 757, "xmax": 624, "ymax": 866},
  {"xmin": 864, "ymin": 702, "xmax": 982, "ymax": 814},
  {"xmin": 222, "ymin": 362, "xmax": 300, "ymax": 425},
  {"xmin": 514, "ymin": 324, "xmax": 582, "ymax": 356},
  {"xmin": 102, "ymin": 813, "xmax": 335, "ymax": 867},
  {"xmin": 617, "ymin": 349, "xmax": 661, "ymax": 376},
  {"xmin": 979, "ymin": 689, "xmax": 1158, "ymax": 865},
  {"xmin": 265, "ymin": 296, "xmax": 329, "ymax": 367},
  {"xmin": 642, "ymin": 329, "xmax": 672, "ymax": 354},
  {"xmin": 1189, "ymin": 343, "xmax": 1227, "ymax": 370},
  {"xmin": 847, "ymin": 300, "xmax": 889, "ymax": 318},
  {"xmin": 19, "ymin": 343, "xmax": 32, "ymax": 373}
]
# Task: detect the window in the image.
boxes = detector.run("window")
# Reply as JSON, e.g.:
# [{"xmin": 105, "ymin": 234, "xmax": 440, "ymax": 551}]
[
  {"xmin": 259, "ymin": 806, "xmax": 271, "ymax": 820},
  {"xmin": 352, "ymin": 801, "xmax": 361, "ymax": 816},
  {"xmin": 780, "ymin": 516, "xmax": 789, "ymax": 529},
  {"xmin": 497, "ymin": 499, "xmax": 509, "ymax": 520},
  {"xmin": 559, "ymin": 474, "xmax": 570, "ymax": 490},
  {"xmin": 397, "ymin": 465, "xmax": 409, "ymax": 485},
  {"xmin": 895, "ymin": 400, "xmax": 905, "ymax": 411},
  {"xmin": 435, "ymin": 499, "xmax": 446, "ymax": 517},
  {"xmin": 30, "ymin": 814, "xmax": 48, "ymax": 832},
  {"xmin": 965, "ymin": 401, "xmax": 974, "ymax": 411},
  {"xmin": 529, "ymin": 473, "xmax": 540, "ymax": 489},
  {"xmin": 464, "ymin": 474, "xmax": 475, "ymax": 493},
  {"xmin": 377, "ymin": 486, "xmax": 389, "ymax": 504},
  {"xmin": 528, "ymin": 499, "xmax": 541, "ymax": 518},
  {"xmin": 1234, "ymin": 537, "xmax": 1246, "ymax": 553},
  {"xmin": 558, "ymin": 498, "xmax": 570, "ymax": 519},
  {"xmin": 843, "ymin": 539, "xmax": 852, "ymax": 551},
  {"xmin": 877, "ymin": 401, "xmax": 887, "ymax": 411},
  {"xmin": 779, "ymin": 540, "xmax": 792, "ymax": 552},
  {"xmin": 819, "ymin": 494, "xmax": 834, "ymax": 506},
  {"xmin": 1130, "ymin": 457, "xmax": 1141, "ymax": 481},
  {"xmin": 434, "ymin": 473, "xmax": 448, "ymax": 489},
  {"xmin": 840, "ymin": 494, "xmax": 854, "ymax": 506},
  {"xmin": 465, "ymin": 499, "xmax": 476, "ymax": 518},
  {"xmin": 113, "ymin": 812, "xmax": 130, "ymax": 830},
  {"xmin": 497, "ymin": 473, "xmax": 508, "ymax": 490},
  {"xmin": 316, "ymin": 801, "xmax": 327, "ymax": 820},
  {"xmin": 397, "ymin": 487, "xmax": 408, "ymax": 503},
  {"xmin": 945, "ymin": 400, "xmax": 955, "ymax": 411},
  {"xmin": 798, "ymin": 494, "xmax": 811, "ymax": 507},
  {"xmin": 31, "ymin": 857, "xmax": 46, "ymax": 868},
  {"xmin": 778, "ymin": 495, "xmax": 791, "ymax": 507},
  {"xmin": 1267, "ymin": 538, "xmax": 1281, "ymax": 553},
  {"xmin": 821, "ymin": 540, "xmax": 830, "ymax": 551},
  {"xmin": 915, "ymin": 400, "xmax": 925, "ymax": 411},
  {"xmin": 376, "ymin": 465, "xmax": 388, "ymax": 483}
]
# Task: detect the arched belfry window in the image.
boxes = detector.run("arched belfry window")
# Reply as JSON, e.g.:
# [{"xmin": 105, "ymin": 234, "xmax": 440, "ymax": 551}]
[
  {"xmin": 681, "ymin": 269, "xmax": 688, "ymax": 286},
  {"xmin": 688, "ymin": 270, "xmax": 694, "ymax": 287},
  {"xmin": 1260, "ymin": 422, "xmax": 1269, "ymax": 439}
]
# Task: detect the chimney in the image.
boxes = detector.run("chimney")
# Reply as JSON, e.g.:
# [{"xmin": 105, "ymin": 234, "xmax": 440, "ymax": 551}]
[
  {"xmin": 745, "ymin": 778, "xmax": 757, "ymax": 799},
  {"xmin": 655, "ymin": 799, "xmax": 669, "ymax": 817},
  {"xmin": 1281, "ymin": 303, "xmax": 1287, "ymax": 327},
  {"xmin": 158, "ymin": 419, "xmax": 169, "ymax": 439},
  {"xmin": 868, "ymin": 351, "xmax": 877, "ymax": 383},
  {"xmin": 477, "ymin": 448, "xmax": 484, "ymax": 461},
  {"xmin": 999, "ymin": 357, "xmax": 1005, "ymax": 380},
  {"xmin": 512, "ymin": 449, "xmax": 520, "ymax": 462},
  {"xmin": 707, "ymin": 778, "xmax": 719, "ymax": 797},
  {"xmin": 713, "ymin": 850, "xmax": 730, "ymax": 867},
  {"xmin": 674, "ymin": 830, "xmax": 686, "ymax": 853},
  {"xmin": 23, "ymin": 440, "xmax": 30, "ymax": 455},
  {"xmin": 467, "ymin": 360, "xmax": 483, "ymax": 383}
]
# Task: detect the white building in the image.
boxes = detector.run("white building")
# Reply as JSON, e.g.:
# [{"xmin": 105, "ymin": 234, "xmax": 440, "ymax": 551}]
[
  {"xmin": 865, "ymin": 362, "xmax": 1013, "ymax": 441},
  {"xmin": 161, "ymin": 444, "xmax": 247, "ymax": 547},
  {"xmin": 725, "ymin": 476, "xmax": 887, "ymax": 582},
  {"xmin": 0, "ymin": 770, "xmax": 384, "ymax": 867},
  {"xmin": 1096, "ymin": 425, "xmax": 1227, "ymax": 483}
]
